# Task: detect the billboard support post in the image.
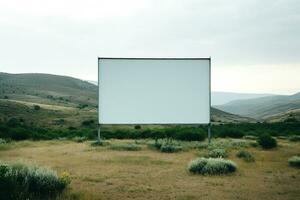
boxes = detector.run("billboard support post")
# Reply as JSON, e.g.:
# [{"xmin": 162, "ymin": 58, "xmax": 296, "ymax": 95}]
[
  {"xmin": 97, "ymin": 125, "xmax": 101, "ymax": 143},
  {"xmin": 208, "ymin": 57, "xmax": 211, "ymax": 144},
  {"xmin": 208, "ymin": 124, "xmax": 211, "ymax": 144}
]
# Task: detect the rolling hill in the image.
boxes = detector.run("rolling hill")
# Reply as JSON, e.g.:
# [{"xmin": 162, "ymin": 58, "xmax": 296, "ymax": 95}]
[
  {"xmin": 217, "ymin": 92, "xmax": 300, "ymax": 120},
  {"xmin": 0, "ymin": 72, "xmax": 97, "ymax": 108},
  {"xmin": 0, "ymin": 72, "xmax": 253, "ymax": 126}
]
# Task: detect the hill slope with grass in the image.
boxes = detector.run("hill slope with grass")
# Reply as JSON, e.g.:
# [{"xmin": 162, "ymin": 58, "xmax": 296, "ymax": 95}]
[
  {"xmin": 216, "ymin": 92, "xmax": 300, "ymax": 120},
  {"xmin": 0, "ymin": 72, "xmax": 97, "ymax": 108}
]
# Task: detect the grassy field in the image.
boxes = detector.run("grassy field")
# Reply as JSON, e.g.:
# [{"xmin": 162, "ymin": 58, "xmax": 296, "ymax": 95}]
[{"xmin": 0, "ymin": 138, "xmax": 299, "ymax": 200}]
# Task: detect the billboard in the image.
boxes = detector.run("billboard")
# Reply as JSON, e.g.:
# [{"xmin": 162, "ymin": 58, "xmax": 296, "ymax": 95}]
[{"xmin": 98, "ymin": 58, "xmax": 210, "ymax": 124}]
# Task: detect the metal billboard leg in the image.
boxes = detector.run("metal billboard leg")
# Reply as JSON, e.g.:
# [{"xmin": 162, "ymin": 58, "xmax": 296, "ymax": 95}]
[
  {"xmin": 208, "ymin": 123, "xmax": 211, "ymax": 144},
  {"xmin": 97, "ymin": 124, "xmax": 101, "ymax": 143}
]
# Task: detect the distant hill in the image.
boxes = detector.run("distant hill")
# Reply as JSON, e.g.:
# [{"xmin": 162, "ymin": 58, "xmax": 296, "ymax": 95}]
[
  {"xmin": 211, "ymin": 91, "xmax": 274, "ymax": 105},
  {"xmin": 211, "ymin": 107, "xmax": 256, "ymax": 124},
  {"xmin": 0, "ymin": 72, "xmax": 97, "ymax": 107},
  {"xmin": 0, "ymin": 72, "xmax": 254, "ymax": 126},
  {"xmin": 217, "ymin": 92, "xmax": 300, "ymax": 120}
]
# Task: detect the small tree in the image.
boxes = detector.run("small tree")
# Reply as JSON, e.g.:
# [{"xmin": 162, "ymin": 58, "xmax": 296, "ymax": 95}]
[{"xmin": 257, "ymin": 134, "xmax": 277, "ymax": 149}]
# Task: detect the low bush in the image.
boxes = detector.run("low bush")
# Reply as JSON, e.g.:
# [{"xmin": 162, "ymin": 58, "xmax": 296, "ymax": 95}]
[
  {"xmin": 236, "ymin": 150, "xmax": 255, "ymax": 162},
  {"xmin": 257, "ymin": 134, "xmax": 277, "ymax": 149},
  {"xmin": 149, "ymin": 139, "xmax": 182, "ymax": 153},
  {"xmin": 208, "ymin": 148, "xmax": 228, "ymax": 158},
  {"xmin": 289, "ymin": 135, "xmax": 300, "ymax": 142},
  {"xmin": 288, "ymin": 156, "xmax": 300, "ymax": 168},
  {"xmin": 33, "ymin": 105, "xmax": 41, "ymax": 110},
  {"xmin": 134, "ymin": 125, "xmax": 141, "ymax": 130},
  {"xmin": 109, "ymin": 143, "xmax": 141, "ymax": 151},
  {"xmin": 188, "ymin": 157, "xmax": 237, "ymax": 175},
  {"xmin": 174, "ymin": 128, "xmax": 206, "ymax": 141},
  {"xmin": 160, "ymin": 142, "xmax": 182, "ymax": 153},
  {"xmin": 218, "ymin": 128, "xmax": 244, "ymax": 138},
  {"xmin": 0, "ymin": 161, "xmax": 70, "ymax": 199}
]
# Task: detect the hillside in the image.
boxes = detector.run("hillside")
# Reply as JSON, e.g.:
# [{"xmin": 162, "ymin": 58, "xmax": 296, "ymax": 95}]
[
  {"xmin": 211, "ymin": 91, "xmax": 273, "ymax": 105},
  {"xmin": 211, "ymin": 107, "xmax": 255, "ymax": 123},
  {"xmin": 264, "ymin": 108, "xmax": 300, "ymax": 123},
  {"xmin": 217, "ymin": 92, "xmax": 300, "ymax": 120},
  {"xmin": 0, "ymin": 72, "xmax": 97, "ymax": 108}
]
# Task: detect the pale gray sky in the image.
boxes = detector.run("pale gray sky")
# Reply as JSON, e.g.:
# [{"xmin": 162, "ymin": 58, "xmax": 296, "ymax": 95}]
[{"xmin": 0, "ymin": 0, "xmax": 299, "ymax": 94}]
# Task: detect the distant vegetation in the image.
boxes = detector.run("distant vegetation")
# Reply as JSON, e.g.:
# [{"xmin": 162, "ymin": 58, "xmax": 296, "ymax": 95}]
[{"xmin": 1, "ymin": 117, "xmax": 300, "ymax": 141}]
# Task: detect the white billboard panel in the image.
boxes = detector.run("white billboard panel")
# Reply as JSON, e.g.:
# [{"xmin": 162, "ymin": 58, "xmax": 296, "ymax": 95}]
[{"xmin": 98, "ymin": 58, "xmax": 210, "ymax": 124}]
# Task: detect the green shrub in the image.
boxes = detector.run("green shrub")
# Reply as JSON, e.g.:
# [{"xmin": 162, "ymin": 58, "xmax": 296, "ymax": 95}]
[
  {"xmin": 134, "ymin": 125, "xmax": 141, "ymax": 130},
  {"xmin": 289, "ymin": 135, "xmax": 300, "ymax": 142},
  {"xmin": 160, "ymin": 142, "xmax": 182, "ymax": 153},
  {"xmin": 218, "ymin": 129, "xmax": 244, "ymax": 138},
  {"xmin": 33, "ymin": 105, "xmax": 40, "ymax": 110},
  {"xmin": 257, "ymin": 134, "xmax": 277, "ymax": 149},
  {"xmin": 0, "ymin": 161, "xmax": 70, "ymax": 199},
  {"xmin": 148, "ymin": 139, "xmax": 182, "ymax": 153},
  {"xmin": 188, "ymin": 157, "xmax": 237, "ymax": 175},
  {"xmin": 288, "ymin": 156, "xmax": 300, "ymax": 168},
  {"xmin": 174, "ymin": 129, "xmax": 206, "ymax": 141},
  {"xmin": 236, "ymin": 150, "xmax": 255, "ymax": 162},
  {"xmin": 109, "ymin": 143, "xmax": 141, "ymax": 151},
  {"xmin": 208, "ymin": 148, "xmax": 228, "ymax": 158}
]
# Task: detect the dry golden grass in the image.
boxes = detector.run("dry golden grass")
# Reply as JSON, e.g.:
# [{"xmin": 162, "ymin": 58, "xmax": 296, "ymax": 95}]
[{"xmin": 0, "ymin": 139, "xmax": 299, "ymax": 200}]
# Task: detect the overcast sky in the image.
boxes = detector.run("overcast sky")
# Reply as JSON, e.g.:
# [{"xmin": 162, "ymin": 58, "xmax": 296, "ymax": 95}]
[{"xmin": 0, "ymin": 0, "xmax": 299, "ymax": 94}]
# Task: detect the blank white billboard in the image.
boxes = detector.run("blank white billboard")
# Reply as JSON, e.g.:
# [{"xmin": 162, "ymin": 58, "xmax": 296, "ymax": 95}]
[{"xmin": 98, "ymin": 58, "xmax": 210, "ymax": 124}]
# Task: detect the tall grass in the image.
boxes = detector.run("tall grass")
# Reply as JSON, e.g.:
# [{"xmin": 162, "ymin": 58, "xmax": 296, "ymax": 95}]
[{"xmin": 109, "ymin": 143, "xmax": 141, "ymax": 151}]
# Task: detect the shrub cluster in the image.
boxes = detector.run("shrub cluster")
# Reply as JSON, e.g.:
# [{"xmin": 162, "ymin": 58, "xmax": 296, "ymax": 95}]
[
  {"xmin": 0, "ymin": 161, "xmax": 70, "ymax": 199},
  {"xmin": 149, "ymin": 139, "xmax": 182, "ymax": 153},
  {"xmin": 257, "ymin": 134, "xmax": 277, "ymax": 149},
  {"xmin": 236, "ymin": 150, "xmax": 255, "ymax": 162},
  {"xmin": 188, "ymin": 157, "xmax": 237, "ymax": 175},
  {"xmin": 288, "ymin": 156, "xmax": 300, "ymax": 168},
  {"xmin": 208, "ymin": 148, "xmax": 228, "ymax": 158}
]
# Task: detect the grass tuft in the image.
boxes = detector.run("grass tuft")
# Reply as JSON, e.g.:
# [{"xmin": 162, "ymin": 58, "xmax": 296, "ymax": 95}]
[{"xmin": 236, "ymin": 150, "xmax": 255, "ymax": 162}]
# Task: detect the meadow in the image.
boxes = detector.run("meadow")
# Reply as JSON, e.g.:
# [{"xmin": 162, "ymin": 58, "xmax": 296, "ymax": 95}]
[{"xmin": 0, "ymin": 138, "xmax": 299, "ymax": 200}]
